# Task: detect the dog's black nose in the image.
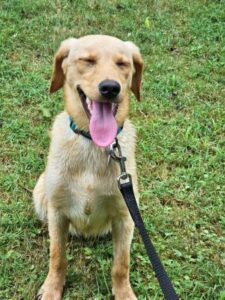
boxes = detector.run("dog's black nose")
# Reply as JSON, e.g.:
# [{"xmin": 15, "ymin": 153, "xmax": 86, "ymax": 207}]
[{"xmin": 99, "ymin": 80, "xmax": 121, "ymax": 98}]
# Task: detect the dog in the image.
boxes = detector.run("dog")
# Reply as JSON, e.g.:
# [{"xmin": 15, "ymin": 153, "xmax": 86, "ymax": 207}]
[{"xmin": 33, "ymin": 34, "xmax": 143, "ymax": 300}]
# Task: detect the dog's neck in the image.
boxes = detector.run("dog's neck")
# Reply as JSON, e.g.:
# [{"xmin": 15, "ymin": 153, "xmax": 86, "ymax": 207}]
[{"xmin": 69, "ymin": 115, "xmax": 123, "ymax": 143}]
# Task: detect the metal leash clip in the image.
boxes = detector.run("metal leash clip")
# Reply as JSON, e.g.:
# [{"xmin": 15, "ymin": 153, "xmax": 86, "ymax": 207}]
[{"xmin": 107, "ymin": 138, "xmax": 132, "ymax": 188}]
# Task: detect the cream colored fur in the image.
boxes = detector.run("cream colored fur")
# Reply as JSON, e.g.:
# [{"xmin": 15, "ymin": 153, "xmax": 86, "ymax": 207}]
[
  {"xmin": 33, "ymin": 35, "xmax": 143, "ymax": 300},
  {"xmin": 34, "ymin": 112, "xmax": 138, "ymax": 236}
]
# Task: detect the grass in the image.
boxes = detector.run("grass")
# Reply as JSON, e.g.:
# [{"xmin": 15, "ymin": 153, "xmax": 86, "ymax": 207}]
[{"xmin": 1, "ymin": 0, "xmax": 225, "ymax": 299}]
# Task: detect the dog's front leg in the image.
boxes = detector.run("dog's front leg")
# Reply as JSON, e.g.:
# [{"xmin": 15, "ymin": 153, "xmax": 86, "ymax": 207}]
[
  {"xmin": 112, "ymin": 216, "xmax": 137, "ymax": 300},
  {"xmin": 37, "ymin": 206, "xmax": 69, "ymax": 300}
]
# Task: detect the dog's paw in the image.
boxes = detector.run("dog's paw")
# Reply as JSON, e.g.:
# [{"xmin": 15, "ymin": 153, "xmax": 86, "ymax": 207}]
[
  {"xmin": 36, "ymin": 283, "xmax": 63, "ymax": 300},
  {"xmin": 113, "ymin": 286, "xmax": 137, "ymax": 300},
  {"xmin": 36, "ymin": 289, "xmax": 62, "ymax": 300}
]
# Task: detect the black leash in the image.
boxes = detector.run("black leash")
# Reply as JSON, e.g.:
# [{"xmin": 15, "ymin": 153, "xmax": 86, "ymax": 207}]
[{"xmin": 107, "ymin": 138, "xmax": 179, "ymax": 300}]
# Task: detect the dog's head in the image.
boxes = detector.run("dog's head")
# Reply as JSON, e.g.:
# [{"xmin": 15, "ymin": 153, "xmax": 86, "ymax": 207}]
[{"xmin": 50, "ymin": 35, "xmax": 143, "ymax": 147}]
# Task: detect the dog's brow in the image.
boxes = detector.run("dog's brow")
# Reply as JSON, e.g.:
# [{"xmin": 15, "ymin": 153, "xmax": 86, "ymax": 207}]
[
  {"xmin": 78, "ymin": 56, "xmax": 97, "ymax": 62},
  {"xmin": 74, "ymin": 49, "xmax": 98, "ymax": 61},
  {"xmin": 114, "ymin": 53, "xmax": 130, "ymax": 63},
  {"xmin": 83, "ymin": 50, "xmax": 98, "ymax": 58}
]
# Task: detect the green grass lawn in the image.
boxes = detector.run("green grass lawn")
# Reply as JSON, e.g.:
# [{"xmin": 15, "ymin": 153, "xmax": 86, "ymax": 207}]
[{"xmin": 1, "ymin": 0, "xmax": 225, "ymax": 299}]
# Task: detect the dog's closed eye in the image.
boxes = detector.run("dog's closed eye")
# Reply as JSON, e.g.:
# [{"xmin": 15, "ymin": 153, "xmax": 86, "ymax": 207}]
[
  {"xmin": 78, "ymin": 57, "xmax": 96, "ymax": 65},
  {"xmin": 116, "ymin": 60, "xmax": 130, "ymax": 68}
]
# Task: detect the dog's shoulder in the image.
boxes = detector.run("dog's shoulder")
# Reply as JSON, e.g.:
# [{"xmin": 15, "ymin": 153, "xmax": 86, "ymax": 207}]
[
  {"xmin": 50, "ymin": 111, "xmax": 74, "ymax": 144},
  {"xmin": 118, "ymin": 119, "xmax": 136, "ymax": 157}
]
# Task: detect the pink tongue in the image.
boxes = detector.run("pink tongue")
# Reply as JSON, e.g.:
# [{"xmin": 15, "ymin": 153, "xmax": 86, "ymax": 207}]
[{"xmin": 90, "ymin": 101, "xmax": 117, "ymax": 147}]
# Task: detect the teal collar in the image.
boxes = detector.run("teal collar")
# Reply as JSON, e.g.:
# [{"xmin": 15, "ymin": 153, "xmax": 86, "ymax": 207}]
[{"xmin": 69, "ymin": 116, "xmax": 123, "ymax": 140}]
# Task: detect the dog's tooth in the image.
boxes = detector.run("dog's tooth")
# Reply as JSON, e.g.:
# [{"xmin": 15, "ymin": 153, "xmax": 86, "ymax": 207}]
[{"xmin": 86, "ymin": 97, "xmax": 92, "ymax": 113}]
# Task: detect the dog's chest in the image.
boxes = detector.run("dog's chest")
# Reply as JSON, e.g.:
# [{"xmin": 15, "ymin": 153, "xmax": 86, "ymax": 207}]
[
  {"xmin": 62, "ymin": 148, "xmax": 121, "ymax": 235},
  {"xmin": 68, "ymin": 169, "xmax": 118, "ymax": 203},
  {"xmin": 48, "ymin": 115, "xmax": 136, "ymax": 235}
]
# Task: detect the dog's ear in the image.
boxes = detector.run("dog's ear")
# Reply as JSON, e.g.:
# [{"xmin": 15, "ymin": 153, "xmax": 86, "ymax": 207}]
[
  {"xmin": 50, "ymin": 38, "xmax": 77, "ymax": 93},
  {"xmin": 125, "ymin": 42, "xmax": 144, "ymax": 101}
]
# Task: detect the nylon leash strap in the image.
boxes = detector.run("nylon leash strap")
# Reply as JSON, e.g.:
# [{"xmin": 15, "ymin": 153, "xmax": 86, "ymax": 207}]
[{"xmin": 107, "ymin": 138, "xmax": 179, "ymax": 300}]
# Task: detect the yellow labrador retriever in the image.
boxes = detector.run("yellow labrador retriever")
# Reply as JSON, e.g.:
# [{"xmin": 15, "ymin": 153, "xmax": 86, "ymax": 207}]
[{"xmin": 33, "ymin": 35, "xmax": 143, "ymax": 300}]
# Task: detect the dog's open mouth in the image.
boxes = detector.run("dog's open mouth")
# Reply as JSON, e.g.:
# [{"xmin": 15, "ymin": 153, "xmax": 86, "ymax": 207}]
[
  {"xmin": 77, "ymin": 86, "xmax": 118, "ymax": 148},
  {"xmin": 77, "ymin": 86, "xmax": 118, "ymax": 119}
]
